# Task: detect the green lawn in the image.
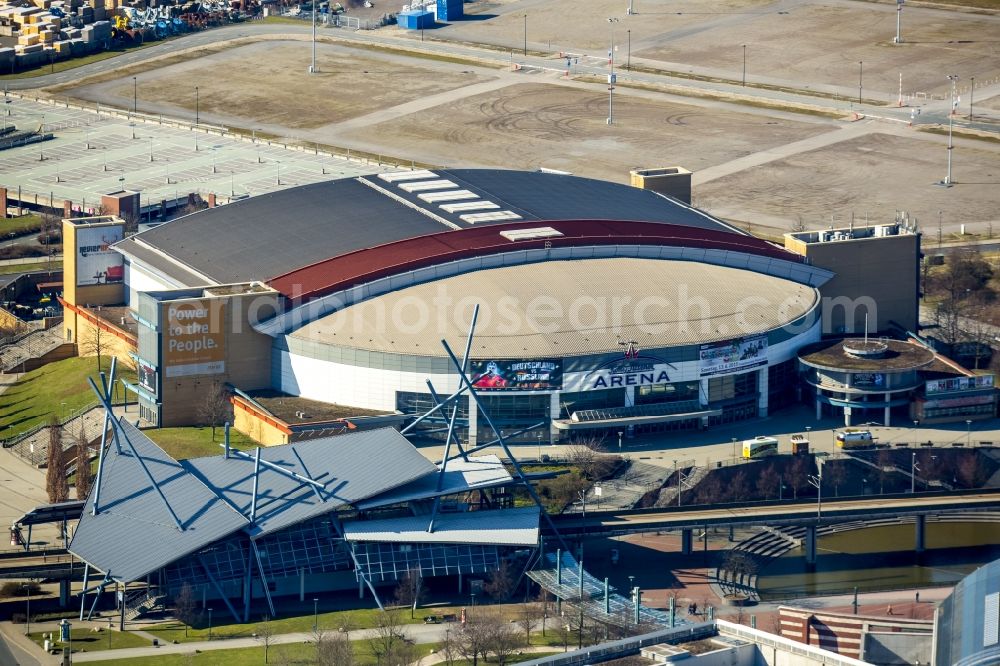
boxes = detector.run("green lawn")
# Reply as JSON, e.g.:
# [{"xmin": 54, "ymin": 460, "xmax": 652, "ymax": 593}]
[
  {"xmin": 28, "ymin": 627, "xmax": 150, "ymax": 653},
  {"xmin": 0, "ymin": 260, "xmax": 61, "ymax": 275},
  {"xmin": 144, "ymin": 427, "xmax": 259, "ymax": 460},
  {"xmin": 145, "ymin": 606, "xmax": 462, "ymax": 644},
  {"xmin": 90, "ymin": 638, "xmax": 442, "ymax": 665},
  {"xmin": 0, "ymin": 356, "xmax": 136, "ymax": 439},
  {"xmin": 0, "ymin": 214, "xmax": 44, "ymax": 237}
]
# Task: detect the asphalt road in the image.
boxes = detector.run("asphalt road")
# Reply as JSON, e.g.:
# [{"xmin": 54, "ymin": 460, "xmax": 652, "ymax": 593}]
[
  {"xmin": 4, "ymin": 21, "xmax": 998, "ymax": 133},
  {"xmin": 556, "ymin": 490, "xmax": 1000, "ymax": 532}
]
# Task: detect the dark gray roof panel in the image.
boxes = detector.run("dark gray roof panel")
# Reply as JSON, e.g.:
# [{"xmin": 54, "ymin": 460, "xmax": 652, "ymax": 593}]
[
  {"xmin": 131, "ymin": 179, "xmax": 440, "ymax": 284},
  {"xmin": 433, "ymin": 169, "xmax": 736, "ymax": 233},
  {"xmin": 69, "ymin": 419, "xmax": 248, "ymax": 583},
  {"xmin": 124, "ymin": 170, "xmax": 740, "ymax": 285},
  {"xmin": 182, "ymin": 428, "xmax": 437, "ymax": 539}
]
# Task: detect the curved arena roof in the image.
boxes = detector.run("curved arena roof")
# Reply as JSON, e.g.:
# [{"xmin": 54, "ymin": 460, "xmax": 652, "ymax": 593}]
[
  {"xmin": 290, "ymin": 257, "xmax": 819, "ymax": 358},
  {"xmin": 115, "ymin": 169, "xmax": 750, "ymax": 288}
]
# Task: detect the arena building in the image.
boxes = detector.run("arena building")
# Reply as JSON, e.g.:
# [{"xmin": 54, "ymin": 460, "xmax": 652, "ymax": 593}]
[{"xmin": 59, "ymin": 168, "xmax": 946, "ymax": 440}]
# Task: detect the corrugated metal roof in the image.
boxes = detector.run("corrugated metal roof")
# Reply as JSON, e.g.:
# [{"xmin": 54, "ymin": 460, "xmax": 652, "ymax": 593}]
[
  {"xmin": 182, "ymin": 428, "xmax": 437, "ymax": 539},
  {"xmin": 69, "ymin": 419, "xmax": 248, "ymax": 583},
  {"xmin": 123, "ymin": 178, "xmax": 438, "ymax": 285},
  {"xmin": 343, "ymin": 507, "xmax": 540, "ymax": 546},
  {"xmin": 118, "ymin": 170, "xmax": 743, "ymax": 286},
  {"xmin": 357, "ymin": 454, "xmax": 512, "ymax": 510},
  {"xmin": 291, "ymin": 257, "xmax": 819, "ymax": 357}
]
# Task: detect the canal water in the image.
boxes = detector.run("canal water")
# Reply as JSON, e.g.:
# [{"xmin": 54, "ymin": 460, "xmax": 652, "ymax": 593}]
[{"xmin": 755, "ymin": 522, "xmax": 1000, "ymax": 600}]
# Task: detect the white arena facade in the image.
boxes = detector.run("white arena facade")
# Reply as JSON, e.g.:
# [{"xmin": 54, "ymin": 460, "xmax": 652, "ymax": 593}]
[{"xmin": 112, "ymin": 169, "xmax": 834, "ymax": 439}]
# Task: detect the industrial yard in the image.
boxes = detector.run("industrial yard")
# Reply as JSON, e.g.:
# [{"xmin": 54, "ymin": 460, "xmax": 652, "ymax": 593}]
[{"xmin": 0, "ymin": 0, "xmax": 997, "ymax": 238}]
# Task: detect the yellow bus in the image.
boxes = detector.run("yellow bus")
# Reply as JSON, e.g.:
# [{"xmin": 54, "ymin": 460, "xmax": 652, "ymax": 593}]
[
  {"xmin": 835, "ymin": 430, "xmax": 876, "ymax": 449},
  {"xmin": 742, "ymin": 436, "xmax": 778, "ymax": 459}
]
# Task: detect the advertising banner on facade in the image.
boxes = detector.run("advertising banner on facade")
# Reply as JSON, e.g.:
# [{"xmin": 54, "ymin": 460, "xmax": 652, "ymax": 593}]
[
  {"xmin": 469, "ymin": 360, "xmax": 561, "ymax": 391},
  {"xmin": 161, "ymin": 299, "xmax": 226, "ymax": 378},
  {"xmin": 925, "ymin": 375, "xmax": 994, "ymax": 395},
  {"xmin": 698, "ymin": 335, "xmax": 768, "ymax": 377},
  {"xmin": 138, "ymin": 359, "xmax": 157, "ymax": 395},
  {"xmin": 852, "ymin": 372, "xmax": 885, "ymax": 388},
  {"xmin": 76, "ymin": 225, "xmax": 124, "ymax": 287}
]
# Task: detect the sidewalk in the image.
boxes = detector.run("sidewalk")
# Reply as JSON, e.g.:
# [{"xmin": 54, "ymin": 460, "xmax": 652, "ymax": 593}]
[{"xmin": 69, "ymin": 621, "xmax": 454, "ymax": 662}]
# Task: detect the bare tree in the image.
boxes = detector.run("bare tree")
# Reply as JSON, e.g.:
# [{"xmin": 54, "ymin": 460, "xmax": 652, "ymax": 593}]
[
  {"xmin": 368, "ymin": 609, "xmax": 408, "ymax": 666},
  {"xmin": 484, "ymin": 560, "xmax": 515, "ymax": 610},
  {"xmin": 438, "ymin": 628, "xmax": 459, "ymax": 666},
  {"xmin": 825, "ymin": 462, "xmax": 846, "ymax": 497},
  {"xmin": 393, "ymin": 568, "xmax": 422, "ymax": 619},
  {"xmin": 75, "ymin": 420, "xmax": 92, "ymax": 500},
  {"xmin": 515, "ymin": 603, "xmax": 543, "ymax": 646},
  {"xmin": 930, "ymin": 250, "xmax": 995, "ymax": 345},
  {"xmin": 483, "ymin": 608, "xmax": 521, "ymax": 665},
  {"xmin": 876, "ymin": 449, "xmax": 893, "ymax": 494},
  {"xmin": 198, "ymin": 381, "xmax": 232, "ymax": 441},
  {"xmin": 173, "ymin": 583, "xmax": 197, "ymax": 638},
  {"xmin": 537, "ymin": 588, "xmax": 551, "ymax": 637},
  {"xmin": 787, "ymin": 456, "xmax": 811, "ymax": 500},
  {"xmin": 456, "ymin": 612, "xmax": 492, "ymax": 666},
  {"xmin": 693, "ymin": 474, "xmax": 723, "ymax": 505},
  {"xmin": 46, "ymin": 416, "xmax": 68, "ymax": 503},
  {"xmin": 730, "ymin": 470, "xmax": 749, "ymax": 501},
  {"xmin": 77, "ymin": 323, "xmax": 105, "ymax": 374},
  {"xmin": 722, "ymin": 550, "xmax": 759, "ymax": 583},
  {"xmin": 567, "ymin": 438, "xmax": 618, "ymax": 480},
  {"xmin": 255, "ymin": 615, "xmax": 274, "ymax": 663},
  {"xmin": 758, "ymin": 464, "xmax": 780, "ymax": 500},
  {"xmin": 958, "ymin": 452, "xmax": 985, "ymax": 488},
  {"xmin": 313, "ymin": 626, "xmax": 353, "ymax": 666}
]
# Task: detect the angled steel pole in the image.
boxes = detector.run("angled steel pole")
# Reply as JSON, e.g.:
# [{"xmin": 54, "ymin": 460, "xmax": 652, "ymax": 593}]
[
  {"xmin": 88, "ymin": 377, "xmax": 184, "ymax": 530},
  {"xmin": 221, "ymin": 446, "xmax": 325, "ymax": 489},
  {"xmin": 290, "ymin": 446, "xmax": 326, "ymax": 503},
  {"xmin": 446, "ymin": 422, "xmax": 547, "ymax": 462},
  {"xmin": 251, "ymin": 539, "xmax": 276, "ymax": 617},
  {"xmin": 250, "ymin": 447, "xmax": 261, "ymax": 524},
  {"xmin": 328, "ymin": 517, "xmax": 385, "ymax": 610},
  {"xmin": 91, "ymin": 357, "xmax": 117, "ymax": 515},
  {"xmin": 78, "ymin": 563, "xmax": 90, "ymax": 620},
  {"xmin": 441, "ymin": 338, "xmax": 568, "ymax": 551},
  {"xmin": 427, "ymin": 308, "xmax": 479, "ymax": 532},
  {"xmin": 427, "ymin": 381, "xmax": 467, "ymax": 461},
  {"xmin": 400, "ymin": 382, "xmax": 471, "ymax": 434}
]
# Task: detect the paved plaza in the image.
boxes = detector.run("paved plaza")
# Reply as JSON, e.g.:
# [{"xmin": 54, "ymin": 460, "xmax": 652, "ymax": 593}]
[{"xmin": 1, "ymin": 93, "xmax": 394, "ymax": 214}]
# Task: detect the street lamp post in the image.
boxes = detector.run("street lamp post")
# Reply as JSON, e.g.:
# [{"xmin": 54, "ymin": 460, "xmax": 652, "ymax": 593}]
[
  {"xmin": 943, "ymin": 74, "xmax": 959, "ymax": 186},
  {"xmin": 310, "ymin": 0, "xmax": 317, "ymax": 74},
  {"xmin": 312, "ymin": 598, "xmax": 318, "ymax": 632},
  {"xmin": 808, "ymin": 462, "xmax": 823, "ymax": 518},
  {"xmin": 742, "ymin": 44, "xmax": 746, "ymax": 87},
  {"xmin": 969, "ymin": 76, "xmax": 974, "ymax": 120},
  {"xmin": 617, "ymin": 431, "xmax": 623, "ymax": 453},
  {"xmin": 858, "ymin": 61, "xmax": 863, "ymax": 104},
  {"xmin": 207, "ymin": 608, "xmax": 213, "ymax": 640},
  {"xmin": 195, "ymin": 86, "xmax": 199, "ymax": 125},
  {"xmin": 627, "ymin": 29, "xmax": 631, "ymax": 71},
  {"xmin": 22, "ymin": 583, "xmax": 30, "ymax": 635},
  {"xmin": 523, "ymin": 14, "xmax": 527, "ymax": 56},
  {"xmin": 132, "ymin": 76, "xmax": 137, "ymax": 115},
  {"xmin": 894, "ymin": 0, "xmax": 904, "ymax": 44},
  {"xmin": 966, "ymin": 419, "xmax": 972, "ymax": 446},
  {"xmin": 911, "ymin": 451, "xmax": 919, "ymax": 494},
  {"xmin": 731, "ymin": 438, "xmax": 737, "ymax": 460},
  {"xmin": 607, "ymin": 17, "xmax": 619, "ymax": 125}
]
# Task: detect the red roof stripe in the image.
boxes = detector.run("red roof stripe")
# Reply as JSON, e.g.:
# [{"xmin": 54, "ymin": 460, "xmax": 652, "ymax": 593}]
[{"xmin": 267, "ymin": 220, "xmax": 799, "ymax": 301}]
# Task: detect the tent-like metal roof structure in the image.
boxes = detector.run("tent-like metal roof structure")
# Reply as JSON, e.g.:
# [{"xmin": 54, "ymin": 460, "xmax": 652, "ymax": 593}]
[{"xmin": 69, "ymin": 422, "xmax": 472, "ymax": 583}]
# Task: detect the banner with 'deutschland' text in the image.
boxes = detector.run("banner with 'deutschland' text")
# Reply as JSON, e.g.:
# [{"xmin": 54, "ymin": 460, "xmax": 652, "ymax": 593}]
[{"xmin": 161, "ymin": 299, "xmax": 226, "ymax": 378}]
